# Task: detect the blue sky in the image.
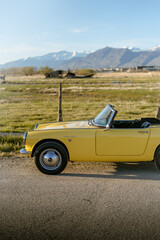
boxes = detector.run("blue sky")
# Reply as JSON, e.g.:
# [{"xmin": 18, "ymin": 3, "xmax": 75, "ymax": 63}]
[{"xmin": 0, "ymin": 0, "xmax": 160, "ymax": 64}]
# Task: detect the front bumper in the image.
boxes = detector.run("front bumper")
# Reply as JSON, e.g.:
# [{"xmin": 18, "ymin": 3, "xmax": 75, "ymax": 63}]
[{"xmin": 20, "ymin": 148, "xmax": 31, "ymax": 155}]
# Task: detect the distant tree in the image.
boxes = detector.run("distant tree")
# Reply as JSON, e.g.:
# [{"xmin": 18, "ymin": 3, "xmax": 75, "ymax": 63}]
[
  {"xmin": 39, "ymin": 66, "xmax": 54, "ymax": 78},
  {"xmin": 1, "ymin": 67, "xmax": 35, "ymax": 76},
  {"xmin": 22, "ymin": 66, "xmax": 36, "ymax": 76}
]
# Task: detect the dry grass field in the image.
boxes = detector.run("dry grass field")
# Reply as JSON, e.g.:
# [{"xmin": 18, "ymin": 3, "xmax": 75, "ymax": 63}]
[{"xmin": 0, "ymin": 72, "xmax": 160, "ymax": 134}]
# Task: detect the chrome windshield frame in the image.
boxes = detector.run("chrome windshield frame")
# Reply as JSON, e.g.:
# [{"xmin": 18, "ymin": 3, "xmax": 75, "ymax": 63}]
[{"xmin": 91, "ymin": 104, "xmax": 117, "ymax": 128}]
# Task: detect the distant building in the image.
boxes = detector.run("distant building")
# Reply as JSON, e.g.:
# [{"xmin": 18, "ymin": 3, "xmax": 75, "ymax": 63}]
[
  {"xmin": 136, "ymin": 66, "xmax": 160, "ymax": 71},
  {"xmin": 52, "ymin": 70, "xmax": 64, "ymax": 78},
  {"xmin": 64, "ymin": 70, "xmax": 94, "ymax": 78},
  {"xmin": 64, "ymin": 71, "xmax": 76, "ymax": 78},
  {"xmin": 45, "ymin": 70, "xmax": 64, "ymax": 78}
]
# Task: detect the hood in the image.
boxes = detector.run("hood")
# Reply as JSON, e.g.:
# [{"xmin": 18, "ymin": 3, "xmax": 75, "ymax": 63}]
[{"xmin": 35, "ymin": 120, "xmax": 94, "ymax": 130}]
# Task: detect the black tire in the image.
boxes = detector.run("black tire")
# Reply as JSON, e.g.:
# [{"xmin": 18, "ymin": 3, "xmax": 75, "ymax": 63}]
[
  {"xmin": 35, "ymin": 142, "xmax": 68, "ymax": 175},
  {"xmin": 154, "ymin": 146, "xmax": 160, "ymax": 171}
]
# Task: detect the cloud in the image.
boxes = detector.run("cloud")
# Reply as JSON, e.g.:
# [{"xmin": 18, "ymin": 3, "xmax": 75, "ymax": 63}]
[{"xmin": 70, "ymin": 28, "xmax": 87, "ymax": 34}]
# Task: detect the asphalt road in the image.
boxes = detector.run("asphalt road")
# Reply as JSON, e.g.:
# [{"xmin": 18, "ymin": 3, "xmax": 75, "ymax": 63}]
[{"xmin": 1, "ymin": 156, "xmax": 160, "ymax": 240}]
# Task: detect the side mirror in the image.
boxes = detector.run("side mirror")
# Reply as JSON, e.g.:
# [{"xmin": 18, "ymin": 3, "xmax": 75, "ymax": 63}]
[{"xmin": 104, "ymin": 124, "xmax": 110, "ymax": 131}]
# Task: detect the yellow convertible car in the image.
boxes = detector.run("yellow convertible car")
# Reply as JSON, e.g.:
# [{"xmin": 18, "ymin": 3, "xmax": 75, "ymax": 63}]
[{"xmin": 20, "ymin": 104, "xmax": 160, "ymax": 174}]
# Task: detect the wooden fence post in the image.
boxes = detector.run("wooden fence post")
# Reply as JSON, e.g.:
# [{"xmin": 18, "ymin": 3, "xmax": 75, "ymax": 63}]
[
  {"xmin": 157, "ymin": 107, "xmax": 160, "ymax": 118},
  {"xmin": 2, "ymin": 75, "xmax": 5, "ymax": 83},
  {"xmin": 57, "ymin": 83, "xmax": 63, "ymax": 122}
]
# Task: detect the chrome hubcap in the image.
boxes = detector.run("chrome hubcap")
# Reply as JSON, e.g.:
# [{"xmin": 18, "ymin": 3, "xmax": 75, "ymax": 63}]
[
  {"xmin": 40, "ymin": 149, "xmax": 62, "ymax": 171},
  {"xmin": 44, "ymin": 151, "xmax": 59, "ymax": 166}
]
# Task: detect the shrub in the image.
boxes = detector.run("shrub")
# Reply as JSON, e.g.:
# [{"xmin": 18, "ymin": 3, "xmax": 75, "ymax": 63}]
[
  {"xmin": 1, "ymin": 67, "xmax": 37, "ymax": 76},
  {"xmin": 22, "ymin": 67, "xmax": 37, "ymax": 76},
  {"xmin": 39, "ymin": 66, "xmax": 54, "ymax": 78},
  {"xmin": 0, "ymin": 135, "xmax": 23, "ymax": 152}
]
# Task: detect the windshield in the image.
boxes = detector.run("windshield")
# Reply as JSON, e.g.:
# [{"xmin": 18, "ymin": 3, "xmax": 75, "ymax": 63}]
[{"xmin": 92, "ymin": 105, "xmax": 115, "ymax": 126}]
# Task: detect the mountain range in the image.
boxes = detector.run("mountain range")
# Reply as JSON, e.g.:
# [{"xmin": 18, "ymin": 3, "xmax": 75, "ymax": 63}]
[{"xmin": 1, "ymin": 45, "xmax": 160, "ymax": 70}]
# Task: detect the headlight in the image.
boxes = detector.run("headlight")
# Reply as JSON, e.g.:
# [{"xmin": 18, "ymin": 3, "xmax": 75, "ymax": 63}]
[
  {"xmin": 34, "ymin": 124, "xmax": 38, "ymax": 130},
  {"xmin": 23, "ymin": 132, "xmax": 28, "ymax": 146}
]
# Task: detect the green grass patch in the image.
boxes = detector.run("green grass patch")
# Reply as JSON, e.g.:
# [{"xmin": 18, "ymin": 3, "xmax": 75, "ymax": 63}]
[
  {"xmin": 0, "ymin": 135, "xmax": 23, "ymax": 152},
  {"xmin": 0, "ymin": 74, "xmax": 160, "ymax": 132}
]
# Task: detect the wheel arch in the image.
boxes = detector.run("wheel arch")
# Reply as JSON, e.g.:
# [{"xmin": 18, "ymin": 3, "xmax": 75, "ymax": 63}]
[{"xmin": 31, "ymin": 139, "xmax": 70, "ymax": 160}]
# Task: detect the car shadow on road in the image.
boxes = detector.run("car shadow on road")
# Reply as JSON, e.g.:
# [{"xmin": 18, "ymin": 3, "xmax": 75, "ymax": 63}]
[{"xmin": 62, "ymin": 162, "xmax": 160, "ymax": 180}]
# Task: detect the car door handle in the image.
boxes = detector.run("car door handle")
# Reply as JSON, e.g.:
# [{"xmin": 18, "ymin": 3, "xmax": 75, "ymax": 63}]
[{"xmin": 137, "ymin": 131, "xmax": 149, "ymax": 134}]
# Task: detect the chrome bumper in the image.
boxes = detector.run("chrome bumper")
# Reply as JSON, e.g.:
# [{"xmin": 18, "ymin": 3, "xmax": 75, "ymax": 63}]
[{"xmin": 20, "ymin": 148, "xmax": 31, "ymax": 155}]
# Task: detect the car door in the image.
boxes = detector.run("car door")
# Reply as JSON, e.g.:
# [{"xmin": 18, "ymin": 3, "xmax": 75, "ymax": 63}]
[{"xmin": 96, "ymin": 127, "xmax": 150, "ymax": 156}]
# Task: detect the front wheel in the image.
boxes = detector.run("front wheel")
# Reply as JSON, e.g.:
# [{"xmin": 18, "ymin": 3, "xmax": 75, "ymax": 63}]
[
  {"xmin": 35, "ymin": 142, "xmax": 68, "ymax": 175},
  {"xmin": 154, "ymin": 146, "xmax": 160, "ymax": 171}
]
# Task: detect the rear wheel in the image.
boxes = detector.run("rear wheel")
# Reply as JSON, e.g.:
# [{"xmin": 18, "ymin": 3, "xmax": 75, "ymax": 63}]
[
  {"xmin": 35, "ymin": 142, "xmax": 68, "ymax": 175},
  {"xmin": 154, "ymin": 146, "xmax": 160, "ymax": 171}
]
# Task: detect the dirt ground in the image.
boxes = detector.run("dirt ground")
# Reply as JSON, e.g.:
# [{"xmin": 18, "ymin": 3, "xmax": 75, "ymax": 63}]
[{"xmin": 1, "ymin": 156, "xmax": 160, "ymax": 240}]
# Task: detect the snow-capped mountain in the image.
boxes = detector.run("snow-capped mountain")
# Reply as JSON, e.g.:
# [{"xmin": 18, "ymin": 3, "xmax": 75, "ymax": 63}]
[
  {"xmin": 128, "ymin": 47, "xmax": 141, "ymax": 52},
  {"xmin": 122, "ymin": 46, "xmax": 141, "ymax": 52},
  {"xmin": 1, "ymin": 45, "xmax": 160, "ymax": 70},
  {"xmin": 150, "ymin": 44, "xmax": 160, "ymax": 51},
  {"xmin": 58, "ymin": 45, "xmax": 160, "ymax": 69},
  {"xmin": 33, "ymin": 50, "xmax": 89, "ymax": 61},
  {"xmin": 0, "ymin": 50, "xmax": 90, "ymax": 69}
]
